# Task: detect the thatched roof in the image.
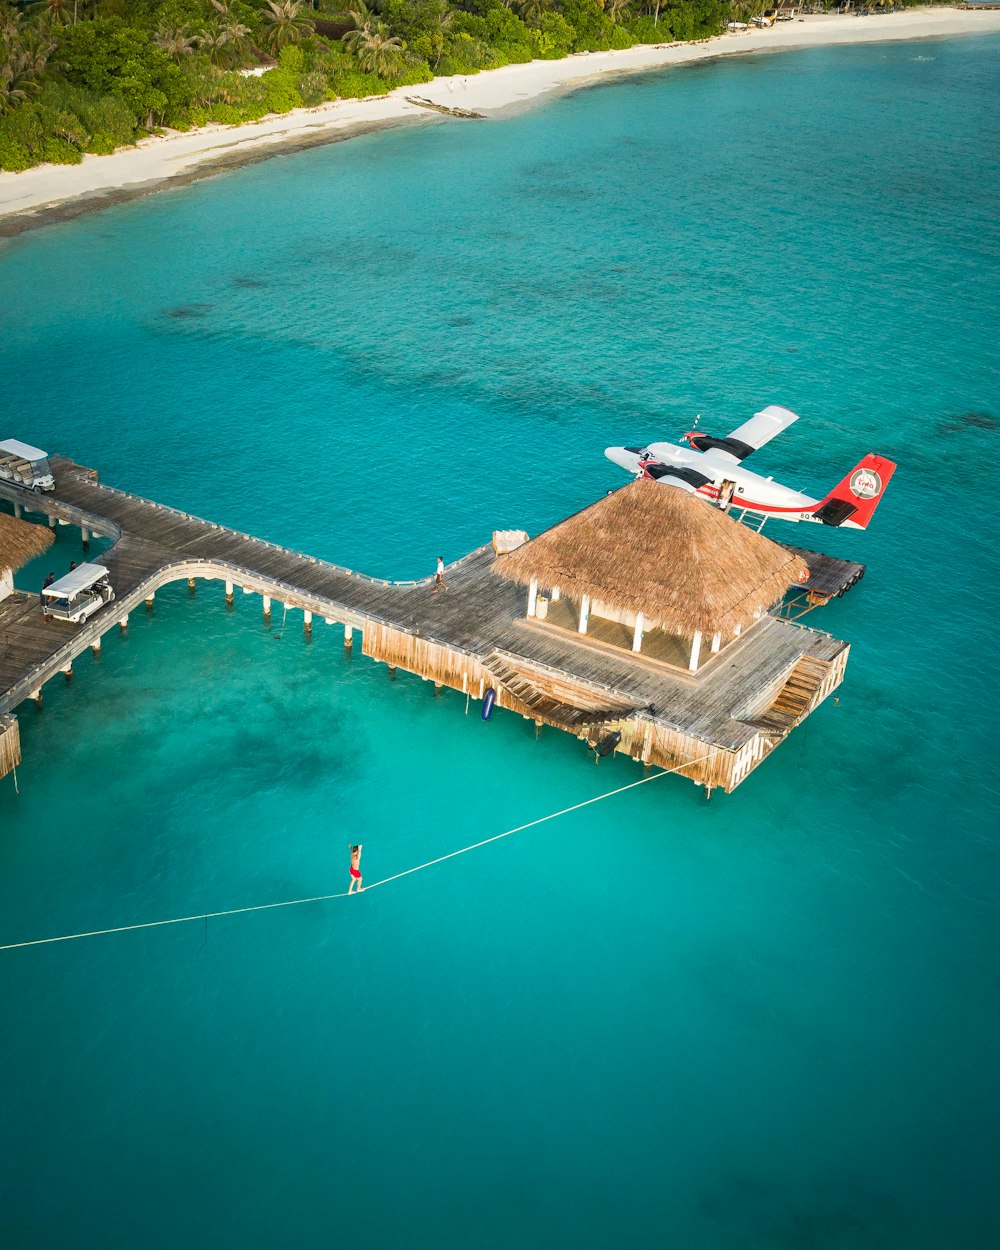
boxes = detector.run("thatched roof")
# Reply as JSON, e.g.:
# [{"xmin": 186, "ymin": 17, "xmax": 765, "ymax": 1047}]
[
  {"xmin": 496, "ymin": 479, "xmax": 808, "ymax": 636},
  {"xmin": 0, "ymin": 511, "xmax": 55, "ymax": 578}
]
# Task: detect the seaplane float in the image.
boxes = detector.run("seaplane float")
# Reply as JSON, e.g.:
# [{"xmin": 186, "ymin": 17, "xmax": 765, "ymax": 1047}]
[{"xmin": 605, "ymin": 404, "xmax": 896, "ymax": 531}]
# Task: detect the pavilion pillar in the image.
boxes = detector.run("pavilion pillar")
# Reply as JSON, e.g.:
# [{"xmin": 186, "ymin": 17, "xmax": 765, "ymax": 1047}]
[
  {"xmin": 710, "ymin": 631, "xmax": 722, "ymax": 654},
  {"xmin": 632, "ymin": 613, "xmax": 644, "ymax": 653},
  {"xmin": 526, "ymin": 577, "xmax": 538, "ymax": 618},
  {"xmin": 733, "ymin": 623, "xmax": 742, "ymax": 637},
  {"xmin": 688, "ymin": 631, "xmax": 703, "ymax": 672},
  {"xmin": 551, "ymin": 587, "xmax": 561, "ymax": 602},
  {"xmin": 578, "ymin": 595, "xmax": 590, "ymax": 635}
]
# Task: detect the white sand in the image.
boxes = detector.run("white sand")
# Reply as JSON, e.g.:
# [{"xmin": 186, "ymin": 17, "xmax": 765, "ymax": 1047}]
[{"xmin": 2, "ymin": 7, "xmax": 998, "ymax": 227}]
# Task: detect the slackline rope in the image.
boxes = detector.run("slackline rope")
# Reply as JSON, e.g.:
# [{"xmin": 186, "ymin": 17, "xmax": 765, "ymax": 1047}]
[{"xmin": 0, "ymin": 750, "xmax": 719, "ymax": 954}]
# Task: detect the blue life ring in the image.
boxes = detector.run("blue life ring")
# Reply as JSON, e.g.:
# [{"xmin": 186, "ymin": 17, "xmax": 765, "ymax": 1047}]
[{"xmin": 481, "ymin": 688, "xmax": 496, "ymax": 721}]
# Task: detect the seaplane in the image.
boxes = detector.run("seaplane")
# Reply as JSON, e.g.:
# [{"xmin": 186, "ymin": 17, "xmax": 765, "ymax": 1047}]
[{"xmin": 605, "ymin": 404, "xmax": 896, "ymax": 530}]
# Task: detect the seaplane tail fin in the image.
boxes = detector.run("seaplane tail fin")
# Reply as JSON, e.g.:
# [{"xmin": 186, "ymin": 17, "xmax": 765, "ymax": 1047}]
[
  {"xmin": 810, "ymin": 455, "xmax": 900, "ymax": 527},
  {"xmin": 811, "ymin": 454, "xmax": 897, "ymax": 529}
]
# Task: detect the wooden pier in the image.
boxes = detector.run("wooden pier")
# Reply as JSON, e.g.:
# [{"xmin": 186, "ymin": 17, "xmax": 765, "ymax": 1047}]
[{"xmin": 0, "ymin": 457, "xmax": 860, "ymax": 793}]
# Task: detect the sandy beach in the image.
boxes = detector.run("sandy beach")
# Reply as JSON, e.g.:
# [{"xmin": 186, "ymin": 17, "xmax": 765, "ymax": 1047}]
[{"xmin": 1, "ymin": 7, "xmax": 998, "ymax": 235}]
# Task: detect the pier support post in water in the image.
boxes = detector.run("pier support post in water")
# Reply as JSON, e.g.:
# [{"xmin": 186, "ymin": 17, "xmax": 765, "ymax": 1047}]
[
  {"xmin": 30, "ymin": 689, "xmax": 42, "ymax": 707},
  {"xmin": 187, "ymin": 577, "xmax": 196, "ymax": 594},
  {"xmin": 62, "ymin": 663, "xmax": 73, "ymax": 681},
  {"xmin": 90, "ymin": 636, "xmax": 101, "ymax": 655},
  {"xmin": 81, "ymin": 526, "xmax": 90, "ymax": 550},
  {"xmin": 145, "ymin": 593, "xmax": 155, "ymax": 613},
  {"xmin": 48, "ymin": 514, "xmax": 57, "ymax": 529},
  {"xmin": 263, "ymin": 596, "xmax": 271, "ymax": 621},
  {"xmin": 119, "ymin": 615, "xmax": 129, "ymax": 633},
  {"xmin": 14, "ymin": 502, "xmax": 22, "ymax": 520},
  {"xmin": 632, "ymin": 613, "xmax": 644, "ymax": 653},
  {"xmin": 303, "ymin": 610, "xmax": 313, "ymax": 636},
  {"xmin": 344, "ymin": 624, "xmax": 354, "ymax": 650},
  {"xmin": 225, "ymin": 579, "xmax": 234, "ymax": 606},
  {"xmin": 388, "ymin": 665, "xmax": 396, "ymax": 680}
]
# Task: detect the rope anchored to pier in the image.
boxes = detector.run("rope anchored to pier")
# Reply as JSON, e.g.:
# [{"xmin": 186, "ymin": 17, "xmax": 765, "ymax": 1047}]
[{"xmin": 0, "ymin": 751, "xmax": 719, "ymax": 954}]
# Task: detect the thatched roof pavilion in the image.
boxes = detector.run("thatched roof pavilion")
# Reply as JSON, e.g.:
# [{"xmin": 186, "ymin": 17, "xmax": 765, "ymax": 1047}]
[
  {"xmin": 0, "ymin": 511, "xmax": 54, "ymax": 582},
  {"xmin": 496, "ymin": 479, "xmax": 808, "ymax": 669}
]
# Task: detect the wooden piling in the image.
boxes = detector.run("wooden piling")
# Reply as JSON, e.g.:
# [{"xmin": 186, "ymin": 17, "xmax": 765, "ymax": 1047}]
[{"xmin": 0, "ymin": 714, "xmax": 21, "ymax": 782}]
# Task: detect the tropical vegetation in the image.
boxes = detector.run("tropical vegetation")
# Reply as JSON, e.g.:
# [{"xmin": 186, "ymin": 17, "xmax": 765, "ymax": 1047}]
[{"xmin": 0, "ymin": 1, "xmax": 914, "ymax": 172}]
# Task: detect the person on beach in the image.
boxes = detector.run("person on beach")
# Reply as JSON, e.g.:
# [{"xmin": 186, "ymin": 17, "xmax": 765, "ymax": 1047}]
[
  {"xmin": 433, "ymin": 555, "xmax": 448, "ymax": 594},
  {"xmin": 349, "ymin": 844, "xmax": 364, "ymax": 893}
]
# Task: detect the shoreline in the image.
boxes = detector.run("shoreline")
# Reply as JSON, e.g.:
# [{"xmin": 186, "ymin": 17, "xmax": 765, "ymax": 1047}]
[{"xmin": 1, "ymin": 7, "xmax": 998, "ymax": 238}]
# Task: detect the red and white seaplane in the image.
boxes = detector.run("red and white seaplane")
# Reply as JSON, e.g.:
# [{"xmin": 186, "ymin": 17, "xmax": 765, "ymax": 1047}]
[{"xmin": 605, "ymin": 404, "xmax": 896, "ymax": 530}]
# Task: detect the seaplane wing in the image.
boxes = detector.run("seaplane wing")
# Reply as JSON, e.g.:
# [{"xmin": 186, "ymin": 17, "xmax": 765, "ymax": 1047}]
[
  {"xmin": 683, "ymin": 404, "xmax": 800, "ymax": 468},
  {"xmin": 638, "ymin": 460, "xmax": 706, "ymax": 492}
]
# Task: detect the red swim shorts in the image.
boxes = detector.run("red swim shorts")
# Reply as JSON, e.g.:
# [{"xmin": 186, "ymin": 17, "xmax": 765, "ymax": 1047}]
[{"xmin": 350, "ymin": 867, "xmax": 362, "ymax": 880}]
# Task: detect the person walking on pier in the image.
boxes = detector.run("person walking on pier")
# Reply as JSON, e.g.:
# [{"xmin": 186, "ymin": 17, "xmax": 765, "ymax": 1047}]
[
  {"xmin": 40, "ymin": 571, "xmax": 55, "ymax": 618},
  {"xmin": 433, "ymin": 556, "xmax": 448, "ymax": 594},
  {"xmin": 348, "ymin": 844, "xmax": 364, "ymax": 894}
]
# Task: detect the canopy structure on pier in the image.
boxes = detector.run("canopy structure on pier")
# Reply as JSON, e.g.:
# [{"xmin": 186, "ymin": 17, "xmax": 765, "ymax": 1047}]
[{"xmin": 495, "ymin": 479, "xmax": 808, "ymax": 671}]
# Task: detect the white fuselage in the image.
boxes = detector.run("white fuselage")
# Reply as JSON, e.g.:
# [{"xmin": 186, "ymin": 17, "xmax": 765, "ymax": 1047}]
[{"xmin": 607, "ymin": 442, "xmax": 823, "ymax": 522}]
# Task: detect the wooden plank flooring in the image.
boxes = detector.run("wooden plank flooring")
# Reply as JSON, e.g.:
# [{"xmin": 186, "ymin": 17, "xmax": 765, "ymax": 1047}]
[{"xmin": 0, "ymin": 458, "xmax": 849, "ymax": 749}]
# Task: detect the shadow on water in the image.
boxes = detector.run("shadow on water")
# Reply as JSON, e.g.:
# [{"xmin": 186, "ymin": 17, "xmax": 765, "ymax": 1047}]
[
  {"xmin": 698, "ymin": 1170, "xmax": 908, "ymax": 1250},
  {"xmin": 936, "ymin": 410, "xmax": 998, "ymax": 435},
  {"xmin": 162, "ymin": 303, "xmax": 213, "ymax": 320}
]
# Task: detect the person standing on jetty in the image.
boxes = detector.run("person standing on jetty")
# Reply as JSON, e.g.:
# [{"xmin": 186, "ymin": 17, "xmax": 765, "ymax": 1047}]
[
  {"xmin": 433, "ymin": 556, "xmax": 448, "ymax": 594},
  {"xmin": 40, "ymin": 571, "xmax": 55, "ymax": 617},
  {"xmin": 348, "ymin": 844, "xmax": 364, "ymax": 894}
]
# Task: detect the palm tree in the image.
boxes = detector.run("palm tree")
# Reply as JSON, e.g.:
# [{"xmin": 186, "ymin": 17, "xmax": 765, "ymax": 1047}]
[
  {"xmin": 516, "ymin": 0, "xmax": 551, "ymax": 27},
  {"xmin": 605, "ymin": 0, "xmax": 631, "ymax": 24},
  {"xmin": 0, "ymin": 5, "xmax": 22, "ymax": 42},
  {"xmin": 0, "ymin": 57, "xmax": 31, "ymax": 115},
  {"xmin": 0, "ymin": 18, "xmax": 54, "ymax": 115},
  {"xmin": 28, "ymin": 0, "xmax": 69, "ymax": 25},
  {"xmin": 344, "ymin": 2, "xmax": 376, "ymax": 33},
  {"xmin": 430, "ymin": 4, "xmax": 453, "ymax": 71},
  {"xmin": 346, "ymin": 20, "xmax": 404, "ymax": 77},
  {"xmin": 262, "ymin": 0, "xmax": 315, "ymax": 53},
  {"xmin": 197, "ymin": 20, "xmax": 233, "ymax": 67},
  {"xmin": 154, "ymin": 25, "xmax": 198, "ymax": 61}
]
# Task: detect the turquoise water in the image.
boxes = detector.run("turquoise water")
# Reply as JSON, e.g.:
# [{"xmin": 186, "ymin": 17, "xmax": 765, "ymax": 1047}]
[{"xmin": 2, "ymin": 37, "xmax": 999, "ymax": 1249}]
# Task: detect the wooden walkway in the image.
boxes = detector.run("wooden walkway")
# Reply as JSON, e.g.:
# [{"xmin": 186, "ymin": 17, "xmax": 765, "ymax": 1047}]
[{"xmin": 1, "ymin": 457, "xmax": 853, "ymax": 790}]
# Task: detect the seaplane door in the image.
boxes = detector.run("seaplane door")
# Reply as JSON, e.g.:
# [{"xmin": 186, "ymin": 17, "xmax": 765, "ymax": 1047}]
[{"xmin": 718, "ymin": 480, "xmax": 736, "ymax": 513}]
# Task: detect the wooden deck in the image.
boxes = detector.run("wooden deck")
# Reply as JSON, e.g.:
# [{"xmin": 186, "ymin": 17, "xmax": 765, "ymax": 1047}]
[{"xmin": 0, "ymin": 457, "xmax": 853, "ymax": 790}]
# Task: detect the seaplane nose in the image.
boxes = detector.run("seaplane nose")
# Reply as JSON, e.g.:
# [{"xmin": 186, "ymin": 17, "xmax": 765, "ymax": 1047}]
[{"xmin": 605, "ymin": 446, "xmax": 641, "ymax": 472}]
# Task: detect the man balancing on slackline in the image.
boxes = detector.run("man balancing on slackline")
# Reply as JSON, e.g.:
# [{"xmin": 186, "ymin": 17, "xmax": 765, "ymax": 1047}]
[{"xmin": 348, "ymin": 844, "xmax": 364, "ymax": 894}]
